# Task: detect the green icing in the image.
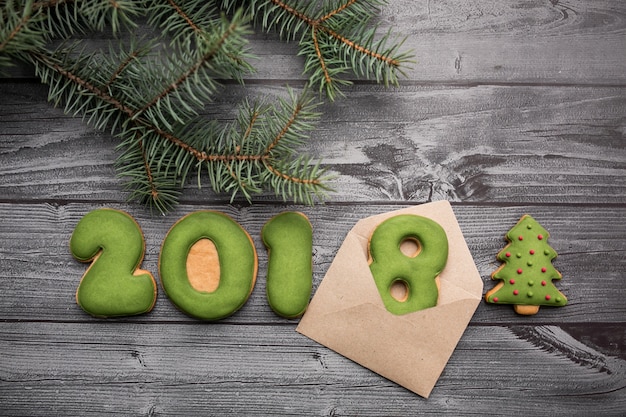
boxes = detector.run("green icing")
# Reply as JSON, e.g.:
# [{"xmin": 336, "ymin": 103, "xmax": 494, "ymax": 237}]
[
  {"xmin": 369, "ymin": 214, "xmax": 448, "ymax": 315},
  {"xmin": 485, "ymin": 215, "xmax": 567, "ymax": 309},
  {"xmin": 70, "ymin": 209, "xmax": 157, "ymax": 317},
  {"xmin": 159, "ymin": 211, "xmax": 257, "ymax": 320},
  {"xmin": 262, "ymin": 212, "xmax": 313, "ymax": 318}
]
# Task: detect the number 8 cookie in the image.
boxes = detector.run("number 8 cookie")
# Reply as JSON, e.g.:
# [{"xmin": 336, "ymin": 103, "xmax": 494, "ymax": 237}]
[{"xmin": 368, "ymin": 214, "xmax": 449, "ymax": 315}]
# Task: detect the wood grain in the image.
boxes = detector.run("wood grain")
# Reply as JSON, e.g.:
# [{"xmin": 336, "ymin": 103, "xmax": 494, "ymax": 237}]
[
  {"xmin": 1, "ymin": 322, "xmax": 624, "ymax": 416},
  {"xmin": 1, "ymin": 1, "xmax": 625, "ymax": 415},
  {"xmin": 5, "ymin": 1, "xmax": 626, "ymax": 84},
  {"xmin": 1, "ymin": 83, "xmax": 625, "ymax": 204},
  {"xmin": 0, "ymin": 202, "xmax": 624, "ymax": 324}
]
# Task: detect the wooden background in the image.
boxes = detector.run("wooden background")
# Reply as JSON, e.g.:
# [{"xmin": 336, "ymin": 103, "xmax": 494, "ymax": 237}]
[{"xmin": 1, "ymin": 0, "xmax": 625, "ymax": 415}]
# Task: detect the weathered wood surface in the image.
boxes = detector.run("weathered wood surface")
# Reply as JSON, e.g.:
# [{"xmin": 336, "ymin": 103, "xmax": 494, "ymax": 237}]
[{"xmin": 1, "ymin": 1, "xmax": 625, "ymax": 416}]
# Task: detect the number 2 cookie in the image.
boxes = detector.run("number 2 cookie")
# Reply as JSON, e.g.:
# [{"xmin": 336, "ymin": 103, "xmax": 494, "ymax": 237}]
[{"xmin": 70, "ymin": 209, "xmax": 157, "ymax": 318}]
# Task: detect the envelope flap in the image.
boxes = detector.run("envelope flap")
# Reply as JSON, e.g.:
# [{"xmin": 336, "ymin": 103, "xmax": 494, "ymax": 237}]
[
  {"xmin": 310, "ymin": 232, "xmax": 382, "ymax": 312},
  {"xmin": 297, "ymin": 201, "xmax": 483, "ymax": 397},
  {"xmin": 297, "ymin": 298, "xmax": 480, "ymax": 397}
]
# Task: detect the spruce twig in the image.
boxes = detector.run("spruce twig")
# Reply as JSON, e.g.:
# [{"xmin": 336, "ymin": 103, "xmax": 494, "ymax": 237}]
[
  {"xmin": 1, "ymin": 0, "xmax": 411, "ymax": 213},
  {"xmin": 222, "ymin": 0, "xmax": 413, "ymax": 100}
]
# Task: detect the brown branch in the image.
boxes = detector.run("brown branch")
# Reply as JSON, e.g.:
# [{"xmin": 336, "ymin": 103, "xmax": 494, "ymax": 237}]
[
  {"xmin": 32, "ymin": 52, "xmax": 136, "ymax": 117},
  {"xmin": 264, "ymin": 163, "xmax": 321, "ymax": 186},
  {"xmin": 142, "ymin": 122, "xmax": 263, "ymax": 163},
  {"xmin": 269, "ymin": 0, "xmax": 400, "ymax": 68},
  {"xmin": 0, "ymin": 7, "xmax": 33, "ymax": 51},
  {"xmin": 322, "ymin": 26, "xmax": 400, "ymax": 67},
  {"xmin": 166, "ymin": 0, "xmax": 201, "ymax": 33},
  {"xmin": 312, "ymin": 28, "xmax": 332, "ymax": 87},
  {"xmin": 136, "ymin": 19, "xmax": 239, "ymax": 117},
  {"xmin": 269, "ymin": 0, "xmax": 316, "ymax": 26},
  {"xmin": 263, "ymin": 100, "xmax": 304, "ymax": 156},
  {"xmin": 134, "ymin": 128, "xmax": 160, "ymax": 200},
  {"xmin": 104, "ymin": 49, "xmax": 139, "ymax": 88},
  {"xmin": 240, "ymin": 110, "xmax": 260, "ymax": 150},
  {"xmin": 318, "ymin": 0, "xmax": 357, "ymax": 23}
]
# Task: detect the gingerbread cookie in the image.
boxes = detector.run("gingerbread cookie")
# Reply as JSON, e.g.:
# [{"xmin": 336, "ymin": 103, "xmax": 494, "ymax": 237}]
[
  {"xmin": 262, "ymin": 211, "xmax": 313, "ymax": 318},
  {"xmin": 485, "ymin": 214, "xmax": 567, "ymax": 315},
  {"xmin": 70, "ymin": 208, "xmax": 157, "ymax": 318},
  {"xmin": 159, "ymin": 211, "xmax": 258, "ymax": 320},
  {"xmin": 368, "ymin": 214, "xmax": 449, "ymax": 315}
]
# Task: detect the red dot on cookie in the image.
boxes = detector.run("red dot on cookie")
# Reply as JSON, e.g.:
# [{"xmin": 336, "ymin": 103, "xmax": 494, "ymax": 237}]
[
  {"xmin": 518, "ymin": 236, "xmax": 524, "ymax": 241},
  {"xmin": 493, "ymin": 297, "xmax": 499, "ymax": 303},
  {"xmin": 541, "ymin": 267, "xmax": 547, "ymax": 273},
  {"xmin": 505, "ymin": 252, "xmax": 511, "ymax": 258},
  {"xmin": 517, "ymin": 268, "xmax": 523, "ymax": 274},
  {"xmin": 537, "ymin": 234, "xmax": 543, "ymax": 240},
  {"xmin": 529, "ymin": 249, "xmax": 535, "ymax": 255},
  {"xmin": 509, "ymin": 279, "xmax": 515, "ymax": 285},
  {"xmin": 541, "ymin": 280, "xmax": 547, "ymax": 286},
  {"xmin": 513, "ymin": 290, "xmax": 519, "ymax": 296},
  {"xmin": 545, "ymin": 294, "xmax": 551, "ymax": 300}
]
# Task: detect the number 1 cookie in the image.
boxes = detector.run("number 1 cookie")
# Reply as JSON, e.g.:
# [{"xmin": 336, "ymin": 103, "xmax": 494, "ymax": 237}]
[{"xmin": 262, "ymin": 212, "xmax": 313, "ymax": 318}]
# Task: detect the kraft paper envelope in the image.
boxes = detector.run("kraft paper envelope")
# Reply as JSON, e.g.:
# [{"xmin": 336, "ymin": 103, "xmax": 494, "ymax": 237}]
[{"xmin": 296, "ymin": 201, "xmax": 483, "ymax": 398}]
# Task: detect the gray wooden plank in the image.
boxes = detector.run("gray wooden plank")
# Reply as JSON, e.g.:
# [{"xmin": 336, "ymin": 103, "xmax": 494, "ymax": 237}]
[
  {"xmin": 1, "ymin": 83, "xmax": 625, "ymax": 205},
  {"xmin": 381, "ymin": 0, "xmax": 626, "ymax": 84},
  {"xmin": 4, "ymin": 1, "xmax": 626, "ymax": 84},
  {"xmin": 0, "ymin": 322, "xmax": 624, "ymax": 416},
  {"xmin": 0, "ymin": 202, "xmax": 624, "ymax": 323}
]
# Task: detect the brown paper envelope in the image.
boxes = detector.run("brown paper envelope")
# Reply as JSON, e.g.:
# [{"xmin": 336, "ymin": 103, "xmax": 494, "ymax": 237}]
[{"xmin": 296, "ymin": 201, "xmax": 483, "ymax": 397}]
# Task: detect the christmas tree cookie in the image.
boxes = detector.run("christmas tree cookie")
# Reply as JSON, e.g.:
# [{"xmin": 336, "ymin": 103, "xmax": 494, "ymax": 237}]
[{"xmin": 485, "ymin": 214, "xmax": 567, "ymax": 315}]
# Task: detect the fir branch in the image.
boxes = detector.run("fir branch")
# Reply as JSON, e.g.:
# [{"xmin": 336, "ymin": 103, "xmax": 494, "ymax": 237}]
[
  {"xmin": 223, "ymin": 0, "xmax": 413, "ymax": 100},
  {"xmin": 0, "ymin": 0, "xmax": 47, "ymax": 68},
  {"xmin": 131, "ymin": 10, "xmax": 253, "ymax": 131},
  {"xmin": 116, "ymin": 87, "xmax": 329, "ymax": 208},
  {"xmin": 3, "ymin": 0, "xmax": 410, "ymax": 211},
  {"xmin": 135, "ymin": 15, "xmax": 243, "ymax": 124}
]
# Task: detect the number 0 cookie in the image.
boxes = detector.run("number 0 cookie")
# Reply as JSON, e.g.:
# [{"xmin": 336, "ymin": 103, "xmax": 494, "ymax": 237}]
[{"xmin": 159, "ymin": 211, "xmax": 258, "ymax": 320}]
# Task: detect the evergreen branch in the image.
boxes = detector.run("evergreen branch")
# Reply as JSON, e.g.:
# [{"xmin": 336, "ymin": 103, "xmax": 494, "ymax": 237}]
[
  {"xmin": 0, "ymin": 0, "xmax": 47, "ymax": 66},
  {"xmin": 263, "ymin": 92, "xmax": 307, "ymax": 156},
  {"xmin": 323, "ymin": 25, "xmax": 398, "ymax": 67},
  {"xmin": 127, "ymin": 88, "xmax": 328, "ymax": 207},
  {"xmin": 318, "ymin": 0, "xmax": 357, "ymax": 23},
  {"xmin": 165, "ymin": 0, "xmax": 202, "ymax": 34},
  {"xmin": 34, "ymin": 0, "xmax": 141, "ymax": 37},
  {"xmin": 104, "ymin": 41, "xmax": 143, "ymax": 88},
  {"xmin": 4, "ymin": 0, "xmax": 422, "ymax": 211},
  {"xmin": 132, "ymin": 10, "xmax": 253, "ymax": 131},
  {"xmin": 225, "ymin": 0, "xmax": 412, "ymax": 100},
  {"xmin": 311, "ymin": 27, "xmax": 332, "ymax": 88},
  {"xmin": 32, "ymin": 49, "xmax": 135, "ymax": 117},
  {"xmin": 135, "ymin": 18, "xmax": 238, "ymax": 119},
  {"xmin": 0, "ymin": 2, "xmax": 34, "ymax": 52}
]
